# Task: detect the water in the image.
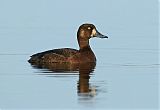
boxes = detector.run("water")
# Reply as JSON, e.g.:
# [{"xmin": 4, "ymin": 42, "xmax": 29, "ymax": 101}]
[{"xmin": 0, "ymin": 0, "xmax": 159, "ymax": 109}]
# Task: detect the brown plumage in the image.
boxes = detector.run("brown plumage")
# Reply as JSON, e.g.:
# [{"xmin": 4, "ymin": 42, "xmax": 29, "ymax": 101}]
[{"xmin": 28, "ymin": 23, "xmax": 108, "ymax": 64}]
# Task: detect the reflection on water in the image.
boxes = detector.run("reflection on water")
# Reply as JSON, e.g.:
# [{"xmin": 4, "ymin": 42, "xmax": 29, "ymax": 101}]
[
  {"xmin": 29, "ymin": 61, "xmax": 97, "ymax": 99},
  {"xmin": 77, "ymin": 62, "xmax": 97, "ymax": 100}
]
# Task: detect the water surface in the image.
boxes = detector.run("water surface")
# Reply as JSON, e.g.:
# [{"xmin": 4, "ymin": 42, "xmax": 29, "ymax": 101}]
[{"xmin": 0, "ymin": 0, "xmax": 159, "ymax": 109}]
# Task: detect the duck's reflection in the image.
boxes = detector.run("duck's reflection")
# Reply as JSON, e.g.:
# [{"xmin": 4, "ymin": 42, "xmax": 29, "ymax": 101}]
[
  {"xmin": 77, "ymin": 62, "xmax": 97, "ymax": 98},
  {"xmin": 30, "ymin": 62, "xmax": 97, "ymax": 98}
]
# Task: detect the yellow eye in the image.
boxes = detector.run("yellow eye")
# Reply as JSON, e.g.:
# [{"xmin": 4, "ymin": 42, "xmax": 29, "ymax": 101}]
[{"xmin": 88, "ymin": 27, "xmax": 91, "ymax": 30}]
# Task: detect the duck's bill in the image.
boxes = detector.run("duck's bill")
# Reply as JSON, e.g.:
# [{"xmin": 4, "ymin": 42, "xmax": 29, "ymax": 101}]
[{"xmin": 96, "ymin": 30, "xmax": 108, "ymax": 38}]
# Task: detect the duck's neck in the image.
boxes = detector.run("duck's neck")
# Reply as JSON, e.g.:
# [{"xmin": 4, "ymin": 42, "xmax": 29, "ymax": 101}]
[{"xmin": 78, "ymin": 38, "xmax": 91, "ymax": 51}]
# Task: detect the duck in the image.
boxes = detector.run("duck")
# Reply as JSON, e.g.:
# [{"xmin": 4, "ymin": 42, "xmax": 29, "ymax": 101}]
[{"xmin": 28, "ymin": 23, "xmax": 108, "ymax": 64}]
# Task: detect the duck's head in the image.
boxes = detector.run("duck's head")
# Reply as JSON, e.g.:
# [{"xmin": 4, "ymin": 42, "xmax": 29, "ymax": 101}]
[{"xmin": 77, "ymin": 23, "xmax": 108, "ymax": 40}]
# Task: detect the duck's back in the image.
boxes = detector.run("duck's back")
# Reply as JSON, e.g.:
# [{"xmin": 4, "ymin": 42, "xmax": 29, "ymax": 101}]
[{"xmin": 28, "ymin": 48, "xmax": 79, "ymax": 64}]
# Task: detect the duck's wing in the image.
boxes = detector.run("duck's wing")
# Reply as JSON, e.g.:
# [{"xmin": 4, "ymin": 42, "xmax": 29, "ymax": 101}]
[
  {"xmin": 48, "ymin": 48, "xmax": 79, "ymax": 57},
  {"xmin": 28, "ymin": 48, "xmax": 79, "ymax": 63}
]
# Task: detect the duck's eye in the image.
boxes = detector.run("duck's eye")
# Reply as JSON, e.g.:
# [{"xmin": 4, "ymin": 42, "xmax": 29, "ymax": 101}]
[{"xmin": 88, "ymin": 27, "xmax": 91, "ymax": 30}]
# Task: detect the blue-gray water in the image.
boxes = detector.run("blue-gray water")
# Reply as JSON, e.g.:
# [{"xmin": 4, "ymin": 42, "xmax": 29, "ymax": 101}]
[{"xmin": 0, "ymin": 0, "xmax": 159, "ymax": 109}]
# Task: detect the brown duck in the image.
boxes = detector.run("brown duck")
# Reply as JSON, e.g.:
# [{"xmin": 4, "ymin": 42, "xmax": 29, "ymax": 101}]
[{"xmin": 28, "ymin": 23, "xmax": 108, "ymax": 64}]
